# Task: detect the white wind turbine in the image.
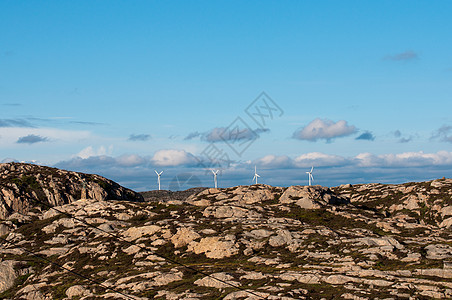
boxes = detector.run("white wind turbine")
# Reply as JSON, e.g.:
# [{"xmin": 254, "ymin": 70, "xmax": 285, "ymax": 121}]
[
  {"xmin": 306, "ymin": 166, "xmax": 314, "ymax": 186},
  {"xmin": 253, "ymin": 165, "xmax": 260, "ymax": 184},
  {"xmin": 211, "ymin": 169, "xmax": 219, "ymax": 188},
  {"xmin": 155, "ymin": 170, "xmax": 163, "ymax": 190}
]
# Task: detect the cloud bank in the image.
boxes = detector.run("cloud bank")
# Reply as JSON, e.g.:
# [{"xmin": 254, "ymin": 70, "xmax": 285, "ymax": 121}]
[{"xmin": 52, "ymin": 149, "xmax": 452, "ymax": 192}]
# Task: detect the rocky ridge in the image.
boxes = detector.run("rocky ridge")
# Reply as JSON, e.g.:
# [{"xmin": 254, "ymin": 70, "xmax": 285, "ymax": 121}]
[
  {"xmin": 0, "ymin": 165, "xmax": 451, "ymax": 299},
  {"xmin": 0, "ymin": 163, "xmax": 143, "ymax": 220}
]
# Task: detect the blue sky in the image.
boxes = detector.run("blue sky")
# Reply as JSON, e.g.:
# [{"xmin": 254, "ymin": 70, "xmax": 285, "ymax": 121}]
[{"xmin": 1, "ymin": 1, "xmax": 452, "ymax": 191}]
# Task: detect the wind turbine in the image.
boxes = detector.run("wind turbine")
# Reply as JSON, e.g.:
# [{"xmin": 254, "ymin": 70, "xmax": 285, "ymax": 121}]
[
  {"xmin": 253, "ymin": 165, "xmax": 260, "ymax": 184},
  {"xmin": 155, "ymin": 170, "xmax": 163, "ymax": 190},
  {"xmin": 306, "ymin": 166, "xmax": 314, "ymax": 186},
  {"xmin": 211, "ymin": 169, "xmax": 219, "ymax": 188}
]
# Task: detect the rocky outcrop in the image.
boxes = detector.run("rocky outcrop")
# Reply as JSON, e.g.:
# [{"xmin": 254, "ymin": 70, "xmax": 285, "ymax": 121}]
[
  {"xmin": 0, "ymin": 178, "xmax": 451, "ymax": 299},
  {"xmin": 332, "ymin": 178, "xmax": 452, "ymax": 228},
  {"xmin": 0, "ymin": 163, "xmax": 143, "ymax": 219},
  {"xmin": 279, "ymin": 185, "xmax": 348, "ymax": 208}
]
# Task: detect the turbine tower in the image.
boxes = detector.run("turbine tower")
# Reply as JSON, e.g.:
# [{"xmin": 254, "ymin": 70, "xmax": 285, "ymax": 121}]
[
  {"xmin": 155, "ymin": 170, "xmax": 163, "ymax": 190},
  {"xmin": 306, "ymin": 166, "xmax": 314, "ymax": 186},
  {"xmin": 211, "ymin": 169, "xmax": 219, "ymax": 188},
  {"xmin": 253, "ymin": 165, "xmax": 260, "ymax": 184}
]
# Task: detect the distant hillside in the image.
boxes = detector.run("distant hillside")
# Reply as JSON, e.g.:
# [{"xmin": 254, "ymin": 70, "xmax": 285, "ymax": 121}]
[
  {"xmin": 0, "ymin": 163, "xmax": 143, "ymax": 219},
  {"xmin": 139, "ymin": 187, "xmax": 207, "ymax": 202}
]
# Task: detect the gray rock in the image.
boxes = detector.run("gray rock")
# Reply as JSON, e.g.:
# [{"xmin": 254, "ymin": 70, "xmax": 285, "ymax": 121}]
[
  {"xmin": 0, "ymin": 223, "xmax": 13, "ymax": 236},
  {"xmin": 425, "ymin": 244, "xmax": 452, "ymax": 260},
  {"xmin": 188, "ymin": 236, "xmax": 239, "ymax": 259},
  {"xmin": 195, "ymin": 272, "xmax": 239, "ymax": 289},
  {"xmin": 0, "ymin": 260, "xmax": 16, "ymax": 293},
  {"xmin": 66, "ymin": 285, "xmax": 90, "ymax": 298},
  {"xmin": 171, "ymin": 227, "xmax": 201, "ymax": 248}
]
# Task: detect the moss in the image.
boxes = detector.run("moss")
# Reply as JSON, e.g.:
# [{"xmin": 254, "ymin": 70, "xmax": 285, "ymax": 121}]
[
  {"xmin": 276, "ymin": 206, "xmax": 384, "ymax": 235},
  {"xmin": 95, "ymin": 179, "xmax": 111, "ymax": 190},
  {"xmin": 15, "ymin": 214, "xmax": 64, "ymax": 244}
]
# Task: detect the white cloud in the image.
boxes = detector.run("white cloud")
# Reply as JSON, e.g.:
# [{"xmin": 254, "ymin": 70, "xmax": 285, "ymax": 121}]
[
  {"xmin": 116, "ymin": 154, "xmax": 147, "ymax": 167},
  {"xmin": 354, "ymin": 153, "xmax": 383, "ymax": 167},
  {"xmin": 256, "ymin": 155, "xmax": 292, "ymax": 168},
  {"xmin": 294, "ymin": 152, "xmax": 347, "ymax": 167},
  {"xmin": 293, "ymin": 118, "xmax": 357, "ymax": 141},
  {"xmin": 77, "ymin": 146, "xmax": 113, "ymax": 159},
  {"xmin": 151, "ymin": 149, "xmax": 196, "ymax": 167}
]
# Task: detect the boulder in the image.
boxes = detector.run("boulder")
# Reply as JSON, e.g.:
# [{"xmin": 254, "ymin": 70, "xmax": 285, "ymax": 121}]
[
  {"xmin": 247, "ymin": 229, "xmax": 273, "ymax": 239},
  {"xmin": 171, "ymin": 227, "xmax": 201, "ymax": 248},
  {"xmin": 441, "ymin": 206, "xmax": 452, "ymax": 218},
  {"xmin": 279, "ymin": 185, "xmax": 347, "ymax": 208},
  {"xmin": 194, "ymin": 272, "xmax": 239, "ymax": 288},
  {"xmin": 440, "ymin": 217, "xmax": 452, "ymax": 228},
  {"xmin": 0, "ymin": 223, "xmax": 13, "ymax": 236},
  {"xmin": 324, "ymin": 275, "xmax": 358, "ymax": 285},
  {"xmin": 66, "ymin": 285, "xmax": 90, "ymax": 298},
  {"xmin": 425, "ymin": 244, "xmax": 452, "ymax": 260},
  {"xmin": 122, "ymin": 225, "xmax": 161, "ymax": 241},
  {"xmin": 188, "ymin": 237, "xmax": 239, "ymax": 259},
  {"xmin": 152, "ymin": 272, "xmax": 184, "ymax": 286},
  {"xmin": 357, "ymin": 237, "xmax": 404, "ymax": 250},
  {"xmin": 0, "ymin": 260, "xmax": 17, "ymax": 293},
  {"xmin": 279, "ymin": 272, "xmax": 320, "ymax": 284},
  {"xmin": 269, "ymin": 230, "xmax": 293, "ymax": 247},
  {"xmin": 203, "ymin": 206, "xmax": 261, "ymax": 219},
  {"xmin": 238, "ymin": 188, "xmax": 273, "ymax": 205}
]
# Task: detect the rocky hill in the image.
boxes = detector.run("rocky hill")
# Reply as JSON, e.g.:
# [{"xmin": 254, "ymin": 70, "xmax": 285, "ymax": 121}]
[
  {"xmin": 0, "ymin": 163, "xmax": 143, "ymax": 220},
  {"xmin": 0, "ymin": 168, "xmax": 451, "ymax": 299}
]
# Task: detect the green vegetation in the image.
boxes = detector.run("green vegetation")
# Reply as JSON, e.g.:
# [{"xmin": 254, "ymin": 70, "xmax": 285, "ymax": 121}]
[
  {"xmin": 0, "ymin": 273, "xmax": 32, "ymax": 299},
  {"xmin": 11, "ymin": 175, "xmax": 41, "ymax": 190}
]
